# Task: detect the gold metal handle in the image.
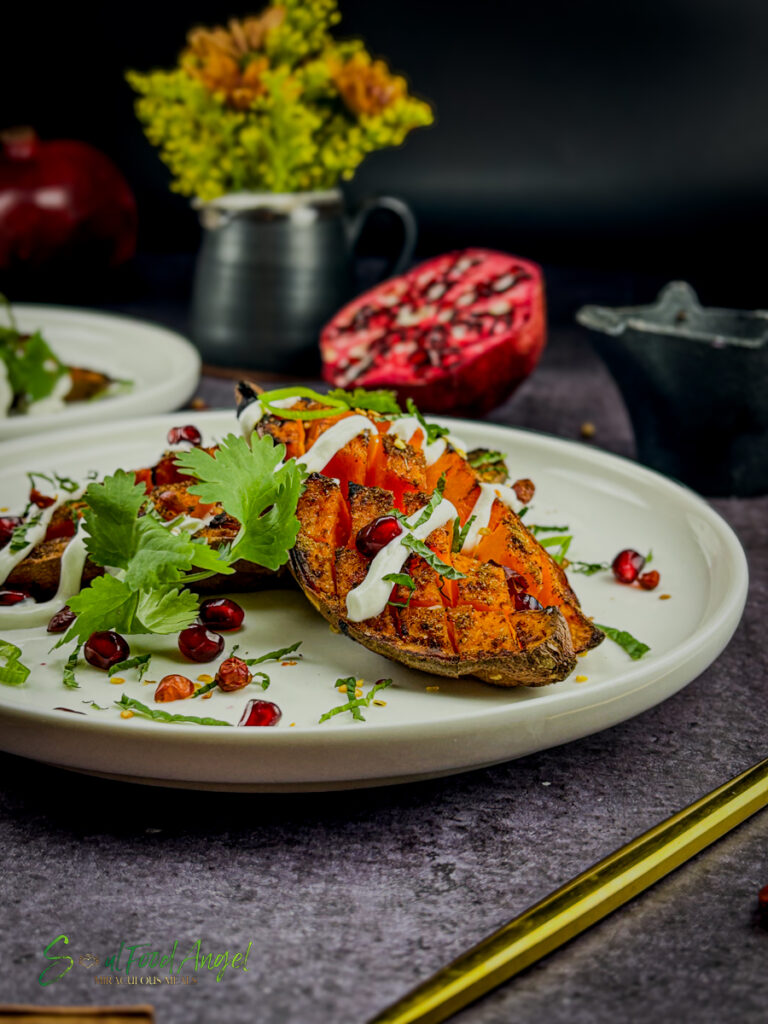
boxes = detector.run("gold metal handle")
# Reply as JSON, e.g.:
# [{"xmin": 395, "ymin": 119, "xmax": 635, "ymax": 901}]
[{"xmin": 369, "ymin": 756, "xmax": 768, "ymax": 1024}]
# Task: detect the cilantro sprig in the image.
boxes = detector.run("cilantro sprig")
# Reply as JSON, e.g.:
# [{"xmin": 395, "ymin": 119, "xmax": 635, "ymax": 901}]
[
  {"xmin": 242, "ymin": 641, "xmax": 302, "ymax": 665},
  {"xmin": 401, "ymin": 534, "xmax": 466, "ymax": 579},
  {"xmin": 176, "ymin": 433, "xmax": 305, "ymax": 571}
]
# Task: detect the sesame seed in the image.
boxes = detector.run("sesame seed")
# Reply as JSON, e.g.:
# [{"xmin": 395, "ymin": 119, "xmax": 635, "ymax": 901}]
[
  {"xmin": 289, "ymin": 722, "xmax": 296, "ymax": 727},
  {"xmin": 372, "ymin": 699, "xmax": 387, "ymax": 707},
  {"xmin": 355, "ymin": 688, "xmax": 363, "ymax": 698},
  {"xmin": 575, "ymin": 675, "xmax": 588, "ymax": 683},
  {"xmin": 580, "ymin": 421, "xmax": 596, "ymax": 439},
  {"xmin": 578, "ymin": 651, "xmax": 588, "ymax": 658},
  {"xmin": 660, "ymin": 594, "xmax": 672, "ymax": 600},
  {"xmin": 393, "ymin": 438, "xmax": 407, "ymax": 450},
  {"xmin": 120, "ymin": 710, "xmax": 133, "ymax": 719},
  {"xmin": 426, "ymin": 685, "xmax": 440, "ymax": 692},
  {"xmin": 143, "ymin": 678, "xmax": 155, "ymax": 685},
  {"xmin": 110, "ymin": 677, "xmax": 125, "ymax": 685},
  {"xmin": 202, "ymin": 692, "xmax": 213, "ymax": 700},
  {"xmin": 479, "ymin": 527, "xmax": 491, "ymax": 536},
  {"xmin": 0, "ymin": 507, "xmax": 7, "ymax": 512},
  {"xmin": 281, "ymin": 660, "xmax": 298, "ymax": 666},
  {"xmin": 337, "ymin": 685, "xmax": 347, "ymax": 693},
  {"xmin": 197, "ymin": 674, "xmax": 213, "ymax": 683}
]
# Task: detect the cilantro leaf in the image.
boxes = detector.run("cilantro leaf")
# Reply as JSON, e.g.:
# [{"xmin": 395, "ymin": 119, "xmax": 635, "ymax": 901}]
[
  {"xmin": 115, "ymin": 694, "xmax": 231, "ymax": 727},
  {"xmin": 123, "ymin": 514, "xmax": 231, "ymax": 590},
  {"xmin": 135, "ymin": 586, "xmax": 199, "ymax": 634},
  {"xmin": 594, "ymin": 624, "xmax": 651, "ymax": 660},
  {"xmin": 64, "ymin": 575, "xmax": 138, "ymax": 645},
  {"xmin": 176, "ymin": 433, "xmax": 305, "ymax": 571},
  {"xmin": 0, "ymin": 640, "xmax": 30, "ymax": 686},
  {"xmin": 0, "ymin": 329, "xmax": 67, "ymax": 405},
  {"xmin": 326, "ymin": 387, "xmax": 402, "ymax": 415},
  {"xmin": 82, "ymin": 470, "xmax": 146, "ymax": 570}
]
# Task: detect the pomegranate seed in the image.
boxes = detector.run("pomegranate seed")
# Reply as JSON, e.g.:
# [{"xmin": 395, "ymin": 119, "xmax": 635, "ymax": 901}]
[
  {"xmin": 238, "ymin": 699, "xmax": 282, "ymax": 727},
  {"xmin": 639, "ymin": 570, "xmax": 660, "ymax": 591},
  {"xmin": 356, "ymin": 515, "xmax": 402, "ymax": 558},
  {"xmin": 501, "ymin": 566, "xmax": 543, "ymax": 610},
  {"xmin": 0, "ymin": 589, "xmax": 28, "ymax": 606},
  {"xmin": 178, "ymin": 624, "xmax": 224, "ymax": 663},
  {"xmin": 612, "ymin": 549, "xmax": 645, "ymax": 584},
  {"xmin": 47, "ymin": 605, "xmax": 76, "ymax": 633},
  {"xmin": 167, "ymin": 424, "xmax": 202, "ymax": 446},
  {"xmin": 215, "ymin": 656, "xmax": 252, "ymax": 692},
  {"xmin": 199, "ymin": 597, "xmax": 244, "ymax": 631},
  {"xmin": 154, "ymin": 674, "xmax": 195, "ymax": 702},
  {"xmin": 0, "ymin": 515, "xmax": 22, "ymax": 549},
  {"xmin": 84, "ymin": 630, "xmax": 129, "ymax": 670}
]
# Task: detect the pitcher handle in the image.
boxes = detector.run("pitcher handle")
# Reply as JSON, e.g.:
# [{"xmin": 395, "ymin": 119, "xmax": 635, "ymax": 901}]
[{"xmin": 348, "ymin": 196, "xmax": 417, "ymax": 278}]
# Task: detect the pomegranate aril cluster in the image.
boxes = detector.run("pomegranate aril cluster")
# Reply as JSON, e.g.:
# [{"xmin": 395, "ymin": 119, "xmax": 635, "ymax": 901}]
[{"xmin": 611, "ymin": 549, "xmax": 661, "ymax": 590}]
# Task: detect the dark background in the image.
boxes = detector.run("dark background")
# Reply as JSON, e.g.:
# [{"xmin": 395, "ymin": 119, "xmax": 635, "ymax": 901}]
[{"xmin": 2, "ymin": 0, "xmax": 768, "ymax": 311}]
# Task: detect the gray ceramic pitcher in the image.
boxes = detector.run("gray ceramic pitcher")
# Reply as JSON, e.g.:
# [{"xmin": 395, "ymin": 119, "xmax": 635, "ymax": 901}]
[{"xmin": 190, "ymin": 189, "xmax": 416, "ymax": 372}]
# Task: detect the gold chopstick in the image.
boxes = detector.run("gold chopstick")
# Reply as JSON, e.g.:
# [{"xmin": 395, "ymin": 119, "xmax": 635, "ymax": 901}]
[{"xmin": 369, "ymin": 755, "xmax": 768, "ymax": 1024}]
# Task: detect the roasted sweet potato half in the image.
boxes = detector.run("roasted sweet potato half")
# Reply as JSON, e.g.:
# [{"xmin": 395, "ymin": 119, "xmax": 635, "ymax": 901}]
[
  {"xmin": 291, "ymin": 473, "xmax": 579, "ymax": 687},
  {"xmin": 259, "ymin": 401, "xmax": 603, "ymax": 683}
]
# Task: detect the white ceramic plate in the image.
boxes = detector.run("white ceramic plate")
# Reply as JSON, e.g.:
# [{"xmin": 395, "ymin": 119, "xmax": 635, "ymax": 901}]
[
  {"xmin": 0, "ymin": 305, "xmax": 201, "ymax": 441},
  {"xmin": 0, "ymin": 411, "xmax": 748, "ymax": 791}
]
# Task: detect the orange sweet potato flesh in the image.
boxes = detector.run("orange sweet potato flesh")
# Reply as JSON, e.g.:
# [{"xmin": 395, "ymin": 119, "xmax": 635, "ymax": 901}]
[
  {"xmin": 260, "ymin": 405, "xmax": 603, "ymax": 672},
  {"xmin": 291, "ymin": 472, "xmax": 581, "ymax": 687}
]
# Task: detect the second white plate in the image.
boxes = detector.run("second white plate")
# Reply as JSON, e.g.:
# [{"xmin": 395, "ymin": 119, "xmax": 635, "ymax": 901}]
[{"xmin": 0, "ymin": 304, "xmax": 201, "ymax": 441}]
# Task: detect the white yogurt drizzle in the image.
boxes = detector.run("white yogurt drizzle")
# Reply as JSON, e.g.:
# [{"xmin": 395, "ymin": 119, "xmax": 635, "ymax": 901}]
[
  {"xmin": 0, "ymin": 485, "xmax": 86, "ymax": 586},
  {"xmin": 386, "ymin": 416, "xmax": 468, "ymax": 465},
  {"xmin": 460, "ymin": 483, "xmax": 523, "ymax": 553},
  {"xmin": 296, "ymin": 415, "xmax": 375, "ymax": 474},
  {"xmin": 0, "ymin": 521, "xmax": 90, "ymax": 630},
  {"xmin": 346, "ymin": 497, "xmax": 459, "ymax": 623}
]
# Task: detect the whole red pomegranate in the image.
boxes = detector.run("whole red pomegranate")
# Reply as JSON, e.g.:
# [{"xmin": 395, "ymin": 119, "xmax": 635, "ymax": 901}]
[
  {"xmin": 320, "ymin": 249, "xmax": 547, "ymax": 416},
  {"xmin": 0, "ymin": 127, "xmax": 136, "ymax": 272}
]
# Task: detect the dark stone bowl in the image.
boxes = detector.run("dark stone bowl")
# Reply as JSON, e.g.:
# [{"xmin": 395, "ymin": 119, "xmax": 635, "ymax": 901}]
[{"xmin": 576, "ymin": 282, "xmax": 768, "ymax": 496}]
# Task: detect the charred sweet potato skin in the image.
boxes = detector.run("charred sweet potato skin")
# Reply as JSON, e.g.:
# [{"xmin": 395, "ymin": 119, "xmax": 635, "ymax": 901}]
[{"xmin": 291, "ymin": 473, "xmax": 578, "ymax": 687}]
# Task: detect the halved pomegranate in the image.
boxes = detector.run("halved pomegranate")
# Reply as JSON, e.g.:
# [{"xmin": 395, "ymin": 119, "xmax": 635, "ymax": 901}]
[{"xmin": 320, "ymin": 249, "xmax": 546, "ymax": 416}]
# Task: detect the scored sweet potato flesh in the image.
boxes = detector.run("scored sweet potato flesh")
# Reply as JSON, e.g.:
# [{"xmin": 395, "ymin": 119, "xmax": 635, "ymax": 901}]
[{"xmin": 267, "ymin": 404, "xmax": 602, "ymax": 686}]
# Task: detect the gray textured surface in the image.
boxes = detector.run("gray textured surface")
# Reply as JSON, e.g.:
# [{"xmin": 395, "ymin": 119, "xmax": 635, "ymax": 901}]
[{"xmin": 1, "ymin": 325, "xmax": 766, "ymax": 1023}]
